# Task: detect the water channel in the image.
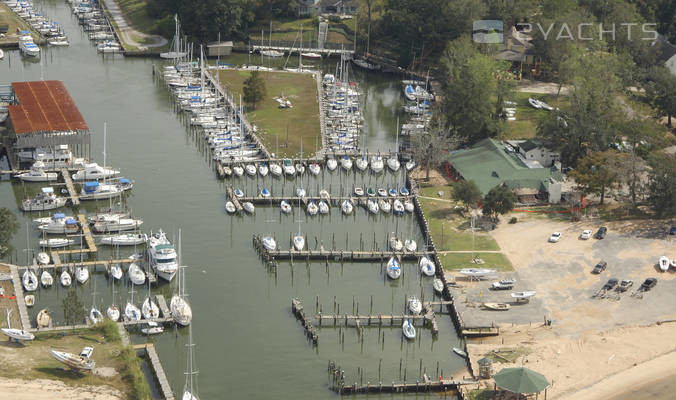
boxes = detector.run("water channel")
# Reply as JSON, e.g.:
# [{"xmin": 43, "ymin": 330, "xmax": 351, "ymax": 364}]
[{"xmin": 1, "ymin": 1, "xmax": 465, "ymax": 398}]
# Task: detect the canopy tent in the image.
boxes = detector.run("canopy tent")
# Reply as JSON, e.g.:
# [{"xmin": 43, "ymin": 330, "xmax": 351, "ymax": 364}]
[{"xmin": 494, "ymin": 367, "xmax": 550, "ymax": 394}]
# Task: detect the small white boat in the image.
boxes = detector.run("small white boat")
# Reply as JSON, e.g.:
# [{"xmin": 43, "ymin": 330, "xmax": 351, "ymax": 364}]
[
  {"xmin": 16, "ymin": 162, "xmax": 58, "ymax": 182},
  {"xmin": 404, "ymin": 239, "xmax": 417, "ymax": 252},
  {"xmin": 658, "ymin": 256, "xmax": 670, "ymax": 272},
  {"xmin": 420, "ymin": 256, "xmax": 436, "ymax": 276},
  {"xmin": 341, "ymin": 200, "xmax": 353, "ymax": 215},
  {"xmin": 296, "ymin": 163, "xmax": 306, "ymax": 175},
  {"xmin": 50, "ymin": 349, "xmax": 95, "ymax": 371},
  {"xmin": 243, "ymin": 202, "xmax": 255, "ymax": 214},
  {"xmin": 387, "ymin": 256, "xmax": 401, "ymax": 279},
  {"xmin": 511, "ymin": 291, "xmax": 537, "ymax": 300},
  {"xmin": 379, "ymin": 199, "xmax": 391, "ymax": 213},
  {"xmin": 245, "ymin": 164, "xmax": 257, "ymax": 176},
  {"xmin": 125, "ymin": 302, "xmax": 142, "ymax": 321},
  {"xmin": 433, "ymin": 278, "xmax": 444, "ymax": 293},
  {"xmin": 280, "ymin": 200, "xmax": 292, "ymax": 214},
  {"xmin": 387, "ymin": 157, "xmax": 401, "ymax": 171},
  {"xmin": 141, "ymin": 321, "xmax": 164, "ymax": 335},
  {"xmin": 404, "ymin": 200, "xmax": 414, "ymax": 213},
  {"xmin": 37, "ymin": 309, "xmax": 51, "ymax": 328},
  {"xmin": 142, "ymin": 297, "xmax": 160, "ymax": 319},
  {"xmin": 262, "ymin": 236, "xmax": 277, "ymax": 251},
  {"xmin": 75, "ymin": 266, "xmax": 89, "ymax": 284},
  {"xmin": 261, "ymin": 188, "xmax": 271, "ymax": 198},
  {"xmin": 282, "ymin": 160, "xmax": 296, "ymax": 175},
  {"xmin": 109, "ymin": 264, "xmax": 123, "ymax": 280},
  {"xmin": 378, "ymin": 188, "xmax": 388, "ymax": 197},
  {"xmin": 491, "ymin": 279, "xmax": 515, "ymax": 290},
  {"xmin": 234, "ymin": 188, "xmax": 244, "ymax": 198},
  {"xmin": 340, "ymin": 156, "xmax": 352, "ymax": 170},
  {"xmin": 25, "ymin": 295, "xmax": 35, "ymax": 307},
  {"xmin": 319, "ymin": 190, "xmax": 331, "ymax": 201},
  {"xmin": 318, "ymin": 200, "xmax": 330, "ymax": 214},
  {"xmin": 402, "ymin": 319, "xmax": 416, "ymax": 340},
  {"xmin": 296, "ymin": 187, "xmax": 306, "ymax": 198},
  {"xmin": 72, "ymin": 162, "xmax": 120, "ymax": 181},
  {"xmin": 309, "ymin": 163, "xmax": 321, "ymax": 175},
  {"xmin": 22, "ymin": 269, "xmax": 38, "ymax": 291},
  {"xmin": 128, "ymin": 263, "xmax": 146, "ymax": 285},
  {"xmin": 389, "ymin": 235, "xmax": 403, "ymax": 252},
  {"xmin": 408, "ymin": 297, "xmax": 422, "ymax": 314},
  {"xmin": 326, "ymin": 158, "xmax": 338, "ymax": 171},
  {"xmin": 89, "ymin": 306, "xmax": 104, "ymax": 324},
  {"xmin": 367, "ymin": 199, "xmax": 379, "ymax": 214},
  {"xmin": 483, "ymin": 302, "xmax": 511, "ymax": 311},
  {"xmin": 354, "ymin": 187, "xmax": 364, "ymax": 196},
  {"xmin": 60, "ymin": 270, "xmax": 72, "ymax": 287},
  {"xmin": 393, "ymin": 199, "xmax": 405, "ymax": 215},
  {"xmin": 293, "ymin": 234, "xmax": 305, "ymax": 251},
  {"xmin": 40, "ymin": 270, "xmax": 53, "ymax": 288},
  {"xmin": 1, "ymin": 328, "xmax": 34, "ymax": 341},
  {"xmin": 37, "ymin": 252, "xmax": 50, "ymax": 265},
  {"xmin": 233, "ymin": 165, "xmax": 244, "ymax": 176},
  {"xmin": 405, "ymin": 160, "xmax": 416, "ymax": 171},
  {"xmin": 528, "ymin": 97, "xmax": 542, "ymax": 109},
  {"xmin": 301, "ymin": 52, "xmax": 321, "ymax": 59},
  {"xmin": 22, "ymin": 187, "xmax": 68, "ymax": 211},
  {"xmin": 225, "ymin": 201, "xmax": 237, "ymax": 214},
  {"xmin": 258, "ymin": 163, "xmax": 269, "ymax": 176},
  {"xmin": 99, "ymin": 233, "xmax": 147, "ymax": 246},
  {"xmin": 355, "ymin": 157, "xmax": 368, "ymax": 171},
  {"xmin": 370, "ymin": 156, "xmax": 384, "ymax": 173},
  {"xmin": 38, "ymin": 238, "xmax": 75, "ymax": 248},
  {"xmin": 459, "ymin": 268, "xmax": 496, "ymax": 278},
  {"xmin": 452, "ymin": 347, "xmax": 467, "ymax": 358},
  {"xmin": 270, "ymin": 163, "xmax": 282, "ymax": 176},
  {"xmin": 307, "ymin": 201, "xmax": 319, "ymax": 216},
  {"xmin": 107, "ymin": 305, "xmax": 120, "ymax": 321}
]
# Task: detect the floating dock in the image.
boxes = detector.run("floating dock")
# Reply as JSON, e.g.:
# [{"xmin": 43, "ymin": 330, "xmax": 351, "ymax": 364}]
[
  {"xmin": 61, "ymin": 168, "xmax": 80, "ymax": 206},
  {"xmin": 135, "ymin": 343, "xmax": 175, "ymax": 400}
]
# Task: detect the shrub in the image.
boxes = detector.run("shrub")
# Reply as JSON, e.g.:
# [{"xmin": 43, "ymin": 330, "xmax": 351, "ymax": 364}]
[{"xmin": 509, "ymin": 217, "xmax": 518, "ymax": 224}]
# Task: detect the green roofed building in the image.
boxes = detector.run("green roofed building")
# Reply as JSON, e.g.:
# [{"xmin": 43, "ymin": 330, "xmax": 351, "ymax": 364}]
[{"xmin": 447, "ymin": 139, "xmax": 563, "ymax": 204}]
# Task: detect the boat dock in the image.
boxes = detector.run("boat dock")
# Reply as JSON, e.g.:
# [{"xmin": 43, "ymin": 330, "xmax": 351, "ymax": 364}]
[
  {"xmin": 225, "ymin": 187, "xmax": 243, "ymax": 211},
  {"xmin": 251, "ymin": 44, "xmax": 354, "ymax": 56},
  {"xmin": 134, "ymin": 343, "xmax": 175, "ymax": 400},
  {"xmin": 9, "ymin": 265, "xmax": 31, "ymax": 331},
  {"xmin": 291, "ymin": 298, "xmax": 318, "ymax": 344},
  {"xmin": 61, "ymin": 168, "xmax": 80, "ymax": 206},
  {"xmin": 155, "ymin": 294, "xmax": 171, "ymax": 318},
  {"xmin": 233, "ymin": 194, "xmax": 412, "ymax": 206}
]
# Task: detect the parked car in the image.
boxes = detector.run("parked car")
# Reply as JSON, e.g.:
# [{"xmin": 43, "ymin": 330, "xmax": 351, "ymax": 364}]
[
  {"xmin": 638, "ymin": 278, "xmax": 657, "ymax": 291},
  {"xmin": 580, "ymin": 230, "xmax": 593, "ymax": 240},
  {"xmin": 602, "ymin": 278, "xmax": 618, "ymax": 290},
  {"xmin": 595, "ymin": 226, "xmax": 607, "ymax": 239},
  {"xmin": 548, "ymin": 232, "xmax": 562, "ymax": 243},
  {"xmin": 80, "ymin": 346, "xmax": 94, "ymax": 359},
  {"xmin": 592, "ymin": 261, "xmax": 608, "ymax": 274},
  {"xmin": 670, "ymin": 226, "xmax": 676, "ymax": 235},
  {"xmin": 616, "ymin": 280, "xmax": 633, "ymax": 292}
]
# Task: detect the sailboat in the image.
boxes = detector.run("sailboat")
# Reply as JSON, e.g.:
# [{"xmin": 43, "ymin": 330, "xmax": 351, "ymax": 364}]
[
  {"xmin": 142, "ymin": 295, "xmax": 160, "ymax": 320},
  {"xmin": 160, "ymin": 15, "xmax": 188, "ymax": 59},
  {"xmin": 293, "ymin": 202, "xmax": 305, "ymax": 251},
  {"xmin": 182, "ymin": 324, "xmax": 200, "ymax": 400},
  {"xmin": 22, "ymin": 269, "xmax": 38, "ymax": 291},
  {"xmin": 341, "ymin": 200, "xmax": 353, "ymax": 215},
  {"xmin": 107, "ymin": 289, "xmax": 120, "ymax": 321},
  {"xmin": 75, "ymin": 265, "xmax": 89, "ymax": 284},
  {"xmin": 40, "ymin": 269, "xmax": 53, "ymax": 288},
  {"xmin": 2, "ymin": 310, "xmax": 34, "ymax": 342},
  {"xmin": 387, "ymin": 256, "xmax": 401, "ymax": 279},
  {"xmin": 419, "ymin": 256, "xmax": 436, "ymax": 276},
  {"xmin": 402, "ymin": 319, "xmax": 416, "ymax": 339},
  {"xmin": 170, "ymin": 230, "xmax": 192, "ymax": 326},
  {"xmin": 125, "ymin": 287, "xmax": 142, "ymax": 321},
  {"xmin": 60, "ymin": 269, "xmax": 72, "ymax": 287}
]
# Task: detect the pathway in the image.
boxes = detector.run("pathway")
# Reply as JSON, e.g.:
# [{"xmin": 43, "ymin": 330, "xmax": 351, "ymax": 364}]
[{"xmin": 101, "ymin": 0, "xmax": 167, "ymax": 50}]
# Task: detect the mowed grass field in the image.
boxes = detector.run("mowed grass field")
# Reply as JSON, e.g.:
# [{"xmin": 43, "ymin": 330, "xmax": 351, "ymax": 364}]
[{"xmin": 217, "ymin": 69, "xmax": 321, "ymax": 157}]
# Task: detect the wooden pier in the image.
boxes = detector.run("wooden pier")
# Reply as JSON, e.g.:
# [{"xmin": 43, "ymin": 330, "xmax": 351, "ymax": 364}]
[
  {"xmin": 9, "ymin": 265, "xmax": 31, "ymax": 330},
  {"xmin": 291, "ymin": 298, "xmax": 318, "ymax": 344},
  {"xmin": 232, "ymin": 194, "xmax": 411, "ymax": 206},
  {"xmin": 331, "ymin": 378, "xmax": 472, "ymax": 395},
  {"xmin": 155, "ymin": 294, "xmax": 171, "ymax": 318},
  {"xmin": 225, "ymin": 187, "xmax": 243, "ymax": 211},
  {"xmin": 135, "ymin": 343, "xmax": 175, "ymax": 400},
  {"xmin": 61, "ymin": 168, "xmax": 80, "ymax": 206}
]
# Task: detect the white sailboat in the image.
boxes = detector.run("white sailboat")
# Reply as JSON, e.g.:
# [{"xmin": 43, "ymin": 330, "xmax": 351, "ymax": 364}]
[
  {"xmin": 22, "ymin": 269, "xmax": 38, "ymax": 292},
  {"xmin": 125, "ymin": 287, "xmax": 142, "ymax": 322},
  {"xmin": 419, "ymin": 256, "xmax": 436, "ymax": 276},
  {"xmin": 50, "ymin": 349, "xmax": 95, "ymax": 371},
  {"xmin": 404, "ymin": 239, "xmax": 417, "ymax": 252},
  {"xmin": 408, "ymin": 297, "xmax": 422, "ymax": 314},
  {"xmin": 402, "ymin": 319, "xmax": 416, "ymax": 340},
  {"xmin": 261, "ymin": 236, "xmax": 276, "ymax": 251},
  {"xmin": 40, "ymin": 270, "xmax": 53, "ymax": 288},
  {"xmin": 60, "ymin": 269, "xmax": 72, "ymax": 287},
  {"xmin": 182, "ymin": 323, "xmax": 199, "ymax": 400},
  {"xmin": 75, "ymin": 265, "xmax": 89, "ymax": 284},
  {"xmin": 128, "ymin": 262, "xmax": 146, "ymax": 285},
  {"xmin": 89, "ymin": 283, "xmax": 103, "ymax": 325},
  {"xmin": 142, "ymin": 295, "xmax": 160, "ymax": 320},
  {"xmin": 170, "ymin": 230, "xmax": 192, "ymax": 326},
  {"xmin": 341, "ymin": 200, "xmax": 353, "ymax": 215},
  {"xmin": 38, "ymin": 238, "xmax": 75, "ymax": 248},
  {"xmin": 107, "ymin": 290, "xmax": 120, "ymax": 321},
  {"xmin": 389, "ymin": 234, "xmax": 403, "ymax": 252},
  {"xmin": 2, "ymin": 310, "xmax": 34, "ymax": 341},
  {"xmin": 387, "ymin": 256, "xmax": 402, "ymax": 280},
  {"xmin": 100, "ymin": 233, "xmax": 147, "ymax": 246}
]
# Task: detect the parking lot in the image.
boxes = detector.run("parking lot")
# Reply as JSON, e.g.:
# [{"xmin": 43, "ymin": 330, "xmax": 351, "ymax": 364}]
[{"xmin": 449, "ymin": 215, "xmax": 675, "ymax": 335}]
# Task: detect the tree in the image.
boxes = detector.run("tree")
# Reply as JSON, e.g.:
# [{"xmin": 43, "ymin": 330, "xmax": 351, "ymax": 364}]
[
  {"xmin": 646, "ymin": 154, "xmax": 676, "ymax": 217},
  {"xmin": 243, "ymin": 71, "xmax": 266, "ymax": 110},
  {"xmin": 645, "ymin": 66, "xmax": 676, "ymax": 128},
  {"xmin": 62, "ymin": 289, "xmax": 86, "ymax": 325},
  {"xmin": 0, "ymin": 208, "xmax": 18, "ymax": 258},
  {"xmin": 482, "ymin": 185, "xmax": 516, "ymax": 220},
  {"xmin": 410, "ymin": 126, "xmax": 449, "ymax": 181},
  {"xmin": 569, "ymin": 150, "xmax": 624, "ymax": 205},
  {"xmin": 453, "ymin": 180, "xmax": 482, "ymax": 210}
]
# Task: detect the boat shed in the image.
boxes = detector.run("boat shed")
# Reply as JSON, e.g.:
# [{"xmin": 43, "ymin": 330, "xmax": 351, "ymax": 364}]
[
  {"xmin": 447, "ymin": 139, "xmax": 563, "ymax": 204},
  {"xmin": 4, "ymin": 80, "xmax": 91, "ymax": 163}
]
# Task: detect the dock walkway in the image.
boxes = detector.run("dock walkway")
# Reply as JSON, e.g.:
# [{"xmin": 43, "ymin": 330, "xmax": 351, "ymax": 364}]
[
  {"xmin": 136, "ymin": 343, "xmax": 175, "ymax": 400},
  {"xmin": 61, "ymin": 169, "xmax": 80, "ymax": 206},
  {"xmin": 9, "ymin": 265, "xmax": 31, "ymax": 330}
]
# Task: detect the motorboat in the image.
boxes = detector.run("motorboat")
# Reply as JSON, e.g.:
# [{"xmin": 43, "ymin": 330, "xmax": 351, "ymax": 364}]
[
  {"xmin": 75, "ymin": 266, "xmax": 89, "ymax": 284},
  {"xmin": 419, "ymin": 256, "xmax": 436, "ymax": 276},
  {"xmin": 147, "ymin": 230, "xmax": 178, "ymax": 281},
  {"xmin": 452, "ymin": 347, "xmax": 467, "ymax": 358},
  {"xmin": 40, "ymin": 270, "xmax": 53, "ymax": 288},
  {"xmin": 378, "ymin": 188, "xmax": 388, "ymax": 197},
  {"xmin": 387, "ymin": 157, "xmax": 400, "ymax": 172},
  {"xmin": 141, "ymin": 321, "xmax": 164, "ymax": 335},
  {"xmin": 100, "ymin": 233, "xmax": 147, "ymax": 246},
  {"xmin": 355, "ymin": 156, "xmax": 368, "ymax": 171},
  {"xmin": 340, "ymin": 156, "xmax": 352, "ymax": 170},
  {"xmin": 405, "ymin": 160, "xmax": 416, "ymax": 171},
  {"xmin": 261, "ymin": 188, "xmax": 271, "ymax": 198},
  {"xmin": 19, "ymin": 35, "xmax": 40, "ymax": 57},
  {"xmin": 658, "ymin": 256, "xmax": 670, "ymax": 272},
  {"xmin": 22, "ymin": 187, "xmax": 68, "ymax": 211},
  {"xmin": 107, "ymin": 304, "xmax": 120, "ymax": 321},
  {"xmin": 326, "ymin": 158, "xmax": 338, "ymax": 171},
  {"xmin": 389, "ymin": 235, "xmax": 403, "ymax": 252},
  {"xmin": 408, "ymin": 297, "xmax": 422, "ymax": 314},
  {"xmin": 225, "ymin": 201, "xmax": 237, "ymax": 214},
  {"xmin": 128, "ymin": 263, "xmax": 146, "ymax": 285},
  {"xmin": 243, "ymin": 202, "xmax": 255, "ymax": 214},
  {"xmin": 404, "ymin": 239, "xmax": 417, "ymax": 252},
  {"xmin": 262, "ymin": 236, "xmax": 277, "ymax": 251},
  {"xmin": 370, "ymin": 156, "xmax": 384, "ymax": 173},
  {"xmin": 25, "ymin": 295, "xmax": 35, "ymax": 307},
  {"xmin": 387, "ymin": 256, "xmax": 401, "ymax": 279},
  {"xmin": 367, "ymin": 188, "xmax": 376, "ymax": 197},
  {"xmin": 301, "ymin": 52, "xmax": 321, "ymax": 59},
  {"xmin": 39, "ymin": 238, "xmax": 75, "ymax": 248},
  {"xmin": 353, "ymin": 187, "xmax": 364, "ymax": 197},
  {"xmin": 1, "ymin": 328, "xmax": 34, "ymax": 341},
  {"xmin": 37, "ymin": 252, "xmax": 50, "ymax": 265},
  {"xmin": 404, "ymin": 200, "xmax": 415, "ymax": 213},
  {"xmin": 245, "ymin": 164, "xmax": 257, "ymax": 176},
  {"xmin": 233, "ymin": 165, "xmax": 244, "ymax": 176},
  {"xmin": 491, "ymin": 279, "xmax": 515, "ymax": 290},
  {"xmin": 92, "ymin": 216, "xmax": 143, "ymax": 233},
  {"xmin": 79, "ymin": 179, "xmax": 133, "ymax": 201},
  {"xmin": 402, "ymin": 319, "xmax": 416, "ymax": 340},
  {"xmin": 22, "ymin": 269, "xmax": 38, "ymax": 291},
  {"xmin": 270, "ymin": 163, "xmax": 282, "ymax": 176},
  {"xmin": 341, "ymin": 200, "xmax": 353, "ymax": 215},
  {"xmin": 89, "ymin": 306, "xmax": 104, "ymax": 324},
  {"xmin": 483, "ymin": 302, "xmax": 511, "ymax": 311},
  {"xmin": 511, "ymin": 291, "xmax": 537, "ymax": 300},
  {"xmin": 293, "ymin": 233, "xmax": 305, "ymax": 251},
  {"xmin": 309, "ymin": 162, "xmax": 321, "ymax": 175},
  {"xmin": 71, "ymin": 162, "xmax": 120, "ymax": 180},
  {"xmin": 142, "ymin": 297, "xmax": 160, "ymax": 319},
  {"xmin": 36, "ymin": 309, "xmax": 51, "ymax": 328},
  {"xmin": 307, "ymin": 201, "xmax": 319, "ymax": 216},
  {"xmin": 125, "ymin": 301, "xmax": 142, "ymax": 321},
  {"xmin": 16, "ymin": 161, "xmax": 58, "ymax": 182},
  {"xmin": 400, "ymin": 187, "xmax": 410, "ymax": 196},
  {"xmin": 60, "ymin": 270, "xmax": 72, "ymax": 287},
  {"xmin": 433, "ymin": 278, "xmax": 444, "ymax": 293},
  {"xmin": 234, "ymin": 189, "xmax": 244, "ymax": 198},
  {"xmin": 38, "ymin": 214, "xmax": 79, "ymax": 234},
  {"xmin": 109, "ymin": 264, "xmax": 123, "ymax": 280},
  {"xmin": 50, "ymin": 349, "xmax": 95, "ymax": 371},
  {"xmin": 318, "ymin": 200, "xmax": 330, "ymax": 214},
  {"xmin": 282, "ymin": 159, "xmax": 296, "ymax": 175},
  {"xmin": 393, "ymin": 199, "xmax": 405, "ymax": 215},
  {"xmin": 459, "ymin": 268, "xmax": 496, "ymax": 279},
  {"xmin": 379, "ymin": 199, "xmax": 391, "ymax": 213},
  {"xmin": 18, "ymin": 145, "xmax": 78, "ymax": 168}
]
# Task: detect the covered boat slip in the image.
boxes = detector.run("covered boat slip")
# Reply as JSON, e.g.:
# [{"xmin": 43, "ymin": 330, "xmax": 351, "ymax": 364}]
[{"xmin": 4, "ymin": 80, "xmax": 91, "ymax": 164}]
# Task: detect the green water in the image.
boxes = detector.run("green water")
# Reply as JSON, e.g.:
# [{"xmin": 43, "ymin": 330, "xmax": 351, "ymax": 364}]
[{"xmin": 0, "ymin": 1, "xmax": 464, "ymax": 398}]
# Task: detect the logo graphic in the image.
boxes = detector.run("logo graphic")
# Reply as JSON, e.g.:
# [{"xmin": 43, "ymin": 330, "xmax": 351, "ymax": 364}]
[{"xmin": 473, "ymin": 20, "xmax": 504, "ymax": 43}]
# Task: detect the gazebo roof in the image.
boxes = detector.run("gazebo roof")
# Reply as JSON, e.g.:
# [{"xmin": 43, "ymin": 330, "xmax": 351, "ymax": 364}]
[{"xmin": 494, "ymin": 367, "xmax": 550, "ymax": 394}]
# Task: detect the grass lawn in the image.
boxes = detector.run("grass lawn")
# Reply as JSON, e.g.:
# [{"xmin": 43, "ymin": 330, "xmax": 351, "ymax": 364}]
[
  {"xmin": 439, "ymin": 252, "xmax": 514, "ymax": 272},
  {"xmin": 217, "ymin": 69, "xmax": 321, "ymax": 157},
  {"xmin": 250, "ymin": 17, "xmax": 353, "ymax": 45},
  {"xmin": 116, "ymin": 0, "xmax": 156, "ymax": 34},
  {"xmin": 0, "ymin": 321, "xmax": 150, "ymax": 399},
  {"xmin": 503, "ymin": 91, "xmax": 569, "ymax": 140},
  {"xmin": 0, "ymin": 4, "xmax": 40, "ymax": 45}
]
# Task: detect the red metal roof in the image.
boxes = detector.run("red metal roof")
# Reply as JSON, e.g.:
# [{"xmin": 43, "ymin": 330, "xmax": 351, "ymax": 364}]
[{"xmin": 8, "ymin": 80, "xmax": 88, "ymax": 134}]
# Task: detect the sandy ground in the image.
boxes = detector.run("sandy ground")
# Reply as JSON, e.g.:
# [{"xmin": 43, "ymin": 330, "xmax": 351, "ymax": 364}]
[
  {"xmin": 463, "ymin": 215, "xmax": 676, "ymax": 399},
  {"xmin": 0, "ymin": 378, "xmax": 123, "ymax": 399}
]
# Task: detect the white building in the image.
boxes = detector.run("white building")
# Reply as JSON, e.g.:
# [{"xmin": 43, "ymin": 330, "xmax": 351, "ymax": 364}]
[{"xmin": 511, "ymin": 140, "xmax": 560, "ymax": 168}]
